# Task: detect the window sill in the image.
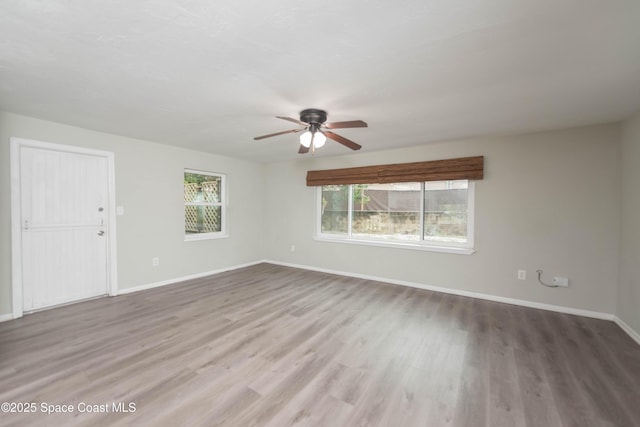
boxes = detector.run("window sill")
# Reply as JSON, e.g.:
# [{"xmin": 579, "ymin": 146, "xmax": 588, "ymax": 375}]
[
  {"xmin": 313, "ymin": 235, "xmax": 475, "ymax": 255},
  {"xmin": 184, "ymin": 233, "xmax": 228, "ymax": 242}
]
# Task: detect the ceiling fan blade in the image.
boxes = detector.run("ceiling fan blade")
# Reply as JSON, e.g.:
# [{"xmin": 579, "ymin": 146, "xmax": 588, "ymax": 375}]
[
  {"xmin": 253, "ymin": 128, "xmax": 303, "ymax": 140},
  {"xmin": 324, "ymin": 120, "xmax": 368, "ymax": 129},
  {"xmin": 298, "ymin": 144, "xmax": 310, "ymax": 154},
  {"xmin": 276, "ymin": 116, "xmax": 308, "ymax": 126},
  {"xmin": 325, "ymin": 131, "xmax": 362, "ymax": 151}
]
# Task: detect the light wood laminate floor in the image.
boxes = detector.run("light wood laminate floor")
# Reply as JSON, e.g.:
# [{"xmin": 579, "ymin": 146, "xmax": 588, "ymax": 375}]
[{"xmin": 1, "ymin": 263, "xmax": 639, "ymax": 426}]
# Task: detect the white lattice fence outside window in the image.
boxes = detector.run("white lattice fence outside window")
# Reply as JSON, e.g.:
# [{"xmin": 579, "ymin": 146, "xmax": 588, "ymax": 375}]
[
  {"xmin": 184, "ymin": 180, "xmax": 221, "ymax": 233},
  {"xmin": 185, "ymin": 183, "xmax": 199, "ymax": 233},
  {"xmin": 185, "ymin": 206, "xmax": 199, "ymax": 233},
  {"xmin": 184, "ymin": 183, "xmax": 199, "ymax": 202},
  {"xmin": 201, "ymin": 181, "xmax": 219, "ymax": 202}
]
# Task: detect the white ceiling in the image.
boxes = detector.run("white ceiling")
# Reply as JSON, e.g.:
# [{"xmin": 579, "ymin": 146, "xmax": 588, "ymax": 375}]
[{"xmin": 1, "ymin": 1, "xmax": 640, "ymax": 163}]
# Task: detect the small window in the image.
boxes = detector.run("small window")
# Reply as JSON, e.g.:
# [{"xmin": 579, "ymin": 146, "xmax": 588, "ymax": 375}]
[
  {"xmin": 184, "ymin": 169, "xmax": 226, "ymax": 240},
  {"xmin": 318, "ymin": 180, "xmax": 474, "ymax": 253}
]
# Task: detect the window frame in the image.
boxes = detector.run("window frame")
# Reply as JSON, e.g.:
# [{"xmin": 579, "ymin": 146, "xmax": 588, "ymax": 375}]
[
  {"xmin": 315, "ymin": 180, "xmax": 475, "ymax": 255},
  {"xmin": 184, "ymin": 169, "xmax": 227, "ymax": 241}
]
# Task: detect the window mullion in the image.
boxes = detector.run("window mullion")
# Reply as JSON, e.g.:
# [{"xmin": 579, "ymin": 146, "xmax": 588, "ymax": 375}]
[
  {"xmin": 419, "ymin": 182, "xmax": 425, "ymax": 242},
  {"xmin": 347, "ymin": 185, "xmax": 353, "ymax": 237},
  {"xmin": 317, "ymin": 187, "xmax": 322, "ymax": 234}
]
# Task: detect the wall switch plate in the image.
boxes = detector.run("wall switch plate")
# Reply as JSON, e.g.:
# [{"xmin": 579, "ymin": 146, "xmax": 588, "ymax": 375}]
[
  {"xmin": 553, "ymin": 276, "xmax": 569, "ymax": 287},
  {"xmin": 517, "ymin": 270, "xmax": 526, "ymax": 280},
  {"xmin": 290, "ymin": 245, "xmax": 296, "ymax": 252},
  {"xmin": 152, "ymin": 257, "xmax": 159, "ymax": 267},
  {"xmin": 116, "ymin": 206, "xmax": 125, "ymax": 216}
]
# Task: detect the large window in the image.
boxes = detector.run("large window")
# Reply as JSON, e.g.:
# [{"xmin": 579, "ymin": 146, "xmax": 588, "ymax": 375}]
[
  {"xmin": 318, "ymin": 180, "xmax": 474, "ymax": 253},
  {"xmin": 184, "ymin": 169, "xmax": 226, "ymax": 240}
]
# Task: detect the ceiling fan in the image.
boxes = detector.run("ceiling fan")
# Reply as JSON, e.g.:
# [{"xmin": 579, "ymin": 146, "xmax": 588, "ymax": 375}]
[{"xmin": 254, "ymin": 109, "xmax": 368, "ymax": 154}]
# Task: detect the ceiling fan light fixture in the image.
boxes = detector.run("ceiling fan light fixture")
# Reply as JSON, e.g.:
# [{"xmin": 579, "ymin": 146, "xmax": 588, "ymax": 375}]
[
  {"xmin": 254, "ymin": 108, "xmax": 366, "ymax": 153},
  {"xmin": 314, "ymin": 131, "xmax": 326, "ymax": 148},
  {"xmin": 300, "ymin": 130, "xmax": 312, "ymax": 148},
  {"xmin": 299, "ymin": 129, "xmax": 326, "ymax": 148}
]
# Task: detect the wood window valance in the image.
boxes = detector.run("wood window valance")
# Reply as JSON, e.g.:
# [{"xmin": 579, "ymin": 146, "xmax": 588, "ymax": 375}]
[{"xmin": 306, "ymin": 156, "xmax": 484, "ymax": 186}]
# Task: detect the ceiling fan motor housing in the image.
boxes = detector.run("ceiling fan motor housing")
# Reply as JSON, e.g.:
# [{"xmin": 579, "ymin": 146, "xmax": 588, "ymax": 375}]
[{"xmin": 300, "ymin": 109, "xmax": 327, "ymax": 125}]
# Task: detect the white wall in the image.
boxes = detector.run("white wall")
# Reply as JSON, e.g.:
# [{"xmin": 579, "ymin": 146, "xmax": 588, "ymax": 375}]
[
  {"xmin": 264, "ymin": 124, "xmax": 621, "ymax": 315},
  {"xmin": 0, "ymin": 111, "xmax": 627, "ymax": 324},
  {"xmin": 0, "ymin": 111, "xmax": 265, "ymax": 316},
  {"xmin": 619, "ymin": 110, "xmax": 640, "ymax": 334}
]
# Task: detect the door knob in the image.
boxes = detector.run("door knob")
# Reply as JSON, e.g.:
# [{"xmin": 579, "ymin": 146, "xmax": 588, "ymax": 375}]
[{"xmin": 98, "ymin": 230, "xmax": 105, "ymax": 236}]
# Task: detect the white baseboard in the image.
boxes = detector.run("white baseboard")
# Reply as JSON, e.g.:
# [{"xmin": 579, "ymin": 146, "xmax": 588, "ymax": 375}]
[
  {"xmin": 118, "ymin": 259, "xmax": 640, "ymax": 345},
  {"xmin": 5, "ymin": 259, "xmax": 639, "ymax": 347},
  {"xmin": 264, "ymin": 260, "xmax": 615, "ymax": 321},
  {"xmin": 118, "ymin": 260, "xmax": 264, "ymax": 295},
  {"xmin": 614, "ymin": 316, "xmax": 640, "ymax": 346},
  {"xmin": 0, "ymin": 312, "xmax": 14, "ymax": 323},
  {"xmin": 0, "ymin": 261, "xmax": 264, "ymax": 322}
]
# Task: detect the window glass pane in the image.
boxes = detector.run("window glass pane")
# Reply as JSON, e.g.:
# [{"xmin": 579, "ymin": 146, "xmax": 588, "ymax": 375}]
[
  {"xmin": 184, "ymin": 173, "xmax": 221, "ymax": 203},
  {"xmin": 184, "ymin": 171, "xmax": 223, "ymax": 236},
  {"xmin": 424, "ymin": 180, "xmax": 468, "ymax": 243},
  {"xmin": 352, "ymin": 183, "xmax": 421, "ymax": 241},
  {"xmin": 321, "ymin": 185, "xmax": 348, "ymax": 234},
  {"xmin": 185, "ymin": 205, "xmax": 221, "ymax": 234}
]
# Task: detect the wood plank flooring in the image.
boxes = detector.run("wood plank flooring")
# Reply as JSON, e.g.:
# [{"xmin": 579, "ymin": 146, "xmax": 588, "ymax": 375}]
[{"xmin": 1, "ymin": 263, "xmax": 639, "ymax": 426}]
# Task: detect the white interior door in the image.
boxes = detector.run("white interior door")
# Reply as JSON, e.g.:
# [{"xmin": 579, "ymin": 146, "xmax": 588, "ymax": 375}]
[{"xmin": 18, "ymin": 145, "xmax": 110, "ymax": 311}]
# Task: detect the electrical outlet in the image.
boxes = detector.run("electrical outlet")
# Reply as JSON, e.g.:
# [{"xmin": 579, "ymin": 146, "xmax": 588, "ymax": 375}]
[
  {"xmin": 553, "ymin": 276, "xmax": 569, "ymax": 287},
  {"xmin": 517, "ymin": 270, "xmax": 526, "ymax": 280},
  {"xmin": 152, "ymin": 257, "xmax": 159, "ymax": 267}
]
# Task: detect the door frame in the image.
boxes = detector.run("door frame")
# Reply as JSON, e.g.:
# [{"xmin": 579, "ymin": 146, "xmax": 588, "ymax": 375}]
[{"xmin": 10, "ymin": 137, "xmax": 118, "ymax": 319}]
